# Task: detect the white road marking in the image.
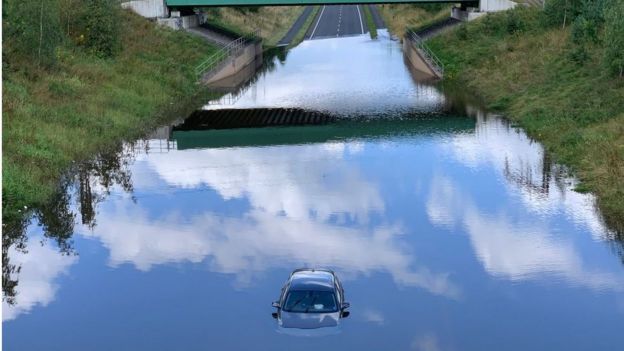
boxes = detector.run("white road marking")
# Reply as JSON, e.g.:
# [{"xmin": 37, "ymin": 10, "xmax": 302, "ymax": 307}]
[
  {"xmin": 356, "ymin": 5, "xmax": 365, "ymax": 34},
  {"xmin": 309, "ymin": 5, "xmax": 326, "ymax": 39},
  {"xmin": 337, "ymin": 5, "xmax": 342, "ymax": 36}
]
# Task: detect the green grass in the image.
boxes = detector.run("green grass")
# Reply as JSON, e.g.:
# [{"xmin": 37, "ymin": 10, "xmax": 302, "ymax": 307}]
[
  {"xmin": 204, "ymin": 6, "xmax": 306, "ymax": 47},
  {"xmin": 377, "ymin": 3, "xmax": 452, "ymax": 37},
  {"xmin": 288, "ymin": 6, "xmax": 321, "ymax": 48},
  {"xmin": 427, "ymin": 7, "xmax": 624, "ymax": 232},
  {"xmin": 2, "ymin": 10, "xmax": 220, "ymax": 223},
  {"xmin": 362, "ymin": 5, "xmax": 378, "ymax": 39}
]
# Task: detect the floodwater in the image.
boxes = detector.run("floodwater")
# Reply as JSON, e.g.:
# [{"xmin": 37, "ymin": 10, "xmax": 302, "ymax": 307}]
[{"xmin": 3, "ymin": 31, "xmax": 623, "ymax": 351}]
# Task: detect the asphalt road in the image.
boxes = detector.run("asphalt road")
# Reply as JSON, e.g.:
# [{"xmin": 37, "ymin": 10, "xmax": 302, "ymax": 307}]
[
  {"xmin": 305, "ymin": 5, "xmax": 368, "ymax": 40},
  {"xmin": 277, "ymin": 6, "xmax": 315, "ymax": 46}
]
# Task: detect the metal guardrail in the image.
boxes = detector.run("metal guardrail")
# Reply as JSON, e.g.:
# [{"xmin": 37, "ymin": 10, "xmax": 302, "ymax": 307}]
[
  {"xmin": 405, "ymin": 29, "xmax": 444, "ymax": 77},
  {"xmin": 194, "ymin": 30, "xmax": 260, "ymax": 79}
]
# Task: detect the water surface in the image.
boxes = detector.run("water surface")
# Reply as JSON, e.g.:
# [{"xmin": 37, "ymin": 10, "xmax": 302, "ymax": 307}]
[{"xmin": 3, "ymin": 30, "xmax": 623, "ymax": 351}]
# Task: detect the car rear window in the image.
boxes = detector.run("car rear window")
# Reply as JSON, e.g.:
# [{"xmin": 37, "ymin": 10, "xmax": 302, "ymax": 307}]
[{"xmin": 283, "ymin": 291, "xmax": 338, "ymax": 313}]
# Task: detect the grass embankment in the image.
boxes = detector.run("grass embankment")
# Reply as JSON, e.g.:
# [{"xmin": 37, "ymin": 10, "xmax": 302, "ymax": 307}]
[
  {"xmin": 288, "ymin": 6, "xmax": 321, "ymax": 48},
  {"xmin": 425, "ymin": 7, "xmax": 624, "ymax": 231},
  {"xmin": 204, "ymin": 6, "xmax": 306, "ymax": 47},
  {"xmin": 362, "ymin": 5, "xmax": 378, "ymax": 39},
  {"xmin": 3, "ymin": 11, "xmax": 219, "ymax": 222},
  {"xmin": 377, "ymin": 4, "xmax": 452, "ymax": 36}
]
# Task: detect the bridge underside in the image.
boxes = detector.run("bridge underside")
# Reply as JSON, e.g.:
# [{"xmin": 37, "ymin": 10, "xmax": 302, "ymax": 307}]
[{"xmin": 167, "ymin": 0, "xmax": 473, "ymax": 7}]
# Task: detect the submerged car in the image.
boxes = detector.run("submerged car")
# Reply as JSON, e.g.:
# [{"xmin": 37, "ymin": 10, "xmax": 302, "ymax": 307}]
[{"xmin": 272, "ymin": 268, "xmax": 350, "ymax": 334}]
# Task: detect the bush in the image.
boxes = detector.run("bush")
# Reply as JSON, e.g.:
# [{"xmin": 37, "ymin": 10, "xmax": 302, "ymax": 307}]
[
  {"xmin": 569, "ymin": 44, "xmax": 589, "ymax": 64},
  {"xmin": 506, "ymin": 9, "xmax": 523, "ymax": 34},
  {"xmin": 543, "ymin": 0, "xmax": 583, "ymax": 28},
  {"xmin": 456, "ymin": 23, "xmax": 468, "ymax": 40},
  {"xmin": 3, "ymin": 0, "xmax": 63, "ymax": 68},
  {"xmin": 603, "ymin": 0, "xmax": 624, "ymax": 77},
  {"xmin": 83, "ymin": 0, "xmax": 121, "ymax": 58}
]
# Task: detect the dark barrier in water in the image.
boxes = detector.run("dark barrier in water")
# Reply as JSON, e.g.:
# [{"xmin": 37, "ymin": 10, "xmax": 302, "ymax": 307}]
[
  {"xmin": 171, "ymin": 116, "xmax": 476, "ymax": 150},
  {"xmin": 173, "ymin": 108, "xmax": 336, "ymax": 131}
]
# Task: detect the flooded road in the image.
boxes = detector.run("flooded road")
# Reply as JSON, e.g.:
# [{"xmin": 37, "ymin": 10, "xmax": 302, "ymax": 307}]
[{"xmin": 3, "ymin": 31, "xmax": 624, "ymax": 350}]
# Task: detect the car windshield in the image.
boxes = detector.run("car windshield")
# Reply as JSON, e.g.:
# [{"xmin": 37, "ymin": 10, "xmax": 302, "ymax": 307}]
[{"xmin": 283, "ymin": 291, "xmax": 338, "ymax": 313}]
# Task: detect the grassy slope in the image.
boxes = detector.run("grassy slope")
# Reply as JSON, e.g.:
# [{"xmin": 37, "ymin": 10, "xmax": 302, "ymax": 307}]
[
  {"xmin": 205, "ymin": 6, "xmax": 306, "ymax": 46},
  {"xmin": 362, "ymin": 5, "xmax": 378, "ymax": 39},
  {"xmin": 3, "ymin": 10, "xmax": 218, "ymax": 221},
  {"xmin": 377, "ymin": 4, "xmax": 451, "ymax": 36},
  {"xmin": 288, "ymin": 6, "xmax": 320, "ymax": 49},
  {"xmin": 426, "ymin": 9, "xmax": 624, "ymax": 230}
]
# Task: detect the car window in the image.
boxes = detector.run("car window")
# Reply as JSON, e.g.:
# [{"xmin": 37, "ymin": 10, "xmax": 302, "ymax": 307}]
[{"xmin": 283, "ymin": 291, "xmax": 338, "ymax": 313}]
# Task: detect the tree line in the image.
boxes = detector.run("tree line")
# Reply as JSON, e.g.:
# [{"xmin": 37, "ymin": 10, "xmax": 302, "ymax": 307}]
[
  {"xmin": 3, "ymin": 0, "xmax": 122, "ymax": 69},
  {"xmin": 545, "ymin": 0, "xmax": 624, "ymax": 77}
]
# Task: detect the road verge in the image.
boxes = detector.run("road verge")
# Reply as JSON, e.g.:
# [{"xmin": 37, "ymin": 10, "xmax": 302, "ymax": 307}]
[{"xmin": 426, "ymin": 6, "xmax": 624, "ymax": 232}]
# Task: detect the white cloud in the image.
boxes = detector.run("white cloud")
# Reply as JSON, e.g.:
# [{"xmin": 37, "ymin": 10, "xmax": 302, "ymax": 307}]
[
  {"xmin": 140, "ymin": 143, "xmax": 383, "ymax": 223},
  {"xmin": 2, "ymin": 238, "xmax": 78, "ymax": 321},
  {"xmin": 426, "ymin": 175, "xmax": 624, "ymax": 292},
  {"xmin": 411, "ymin": 332, "xmax": 442, "ymax": 351},
  {"xmin": 84, "ymin": 204, "xmax": 460, "ymax": 298},
  {"xmin": 82, "ymin": 141, "xmax": 460, "ymax": 298},
  {"xmin": 444, "ymin": 112, "xmax": 612, "ymax": 240},
  {"xmin": 361, "ymin": 309, "xmax": 385, "ymax": 325}
]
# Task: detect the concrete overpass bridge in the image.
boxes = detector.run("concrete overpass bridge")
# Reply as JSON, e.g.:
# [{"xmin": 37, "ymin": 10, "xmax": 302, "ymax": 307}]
[
  {"xmin": 123, "ymin": 0, "xmax": 517, "ymax": 20},
  {"xmin": 166, "ymin": 0, "xmax": 469, "ymax": 6}
]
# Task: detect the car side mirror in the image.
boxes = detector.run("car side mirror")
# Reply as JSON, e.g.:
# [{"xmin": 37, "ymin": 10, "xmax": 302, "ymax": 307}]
[
  {"xmin": 272, "ymin": 301, "xmax": 280, "ymax": 308},
  {"xmin": 341, "ymin": 311, "xmax": 350, "ymax": 318},
  {"xmin": 341, "ymin": 302, "xmax": 350, "ymax": 310},
  {"xmin": 272, "ymin": 312, "xmax": 278, "ymax": 319}
]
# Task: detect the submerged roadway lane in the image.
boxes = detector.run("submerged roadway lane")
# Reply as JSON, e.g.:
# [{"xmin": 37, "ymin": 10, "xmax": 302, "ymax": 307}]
[{"xmin": 306, "ymin": 5, "xmax": 367, "ymax": 40}]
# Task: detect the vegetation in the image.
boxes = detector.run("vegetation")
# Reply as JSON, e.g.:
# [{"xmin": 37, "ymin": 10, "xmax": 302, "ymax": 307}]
[
  {"xmin": 362, "ymin": 5, "xmax": 378, "ymax": 39},
  {"xmin": 3, "ymin": 5, "xmax": 219, "ymax": 224},
  {"xmin": 288, "ymin": 6, "xmax": 321, "ymax": 48},
  {"xmin": 377, "ymin": 3, "xmax": 452, "ymax": 36},
  {"xmin": 426, "ymin": 4, "xmax": 624, "ymax": 231},
  {"xmin": 203, "ymin": 6, "xmax": 306, "ymax": 46}
]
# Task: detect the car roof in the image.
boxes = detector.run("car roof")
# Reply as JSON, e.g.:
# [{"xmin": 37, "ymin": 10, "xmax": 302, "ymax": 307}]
[{"xmin": 289, "ymin": 269, "xmax": 335, "ymax": 292}]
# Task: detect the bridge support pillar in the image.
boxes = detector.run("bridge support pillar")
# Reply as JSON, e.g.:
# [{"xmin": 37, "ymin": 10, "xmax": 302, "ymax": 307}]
[
  {"xmin": 121, "ymin": 0, "xmax": 169, "ymax": 18},
  {"xmin": 451, "ymin": 0, "xmax": 517, "ymax": 21}
]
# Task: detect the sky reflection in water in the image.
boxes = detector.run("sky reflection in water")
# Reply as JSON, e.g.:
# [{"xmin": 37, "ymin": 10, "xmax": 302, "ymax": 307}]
[{"xmin": 3, "ymin": 31, "xmax": 623, "ymax": 351}]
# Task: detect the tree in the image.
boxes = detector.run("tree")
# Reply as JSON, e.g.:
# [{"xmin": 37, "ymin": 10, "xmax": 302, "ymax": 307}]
[
  {"xmin": 603, "ymin": 0, "xmax": 624, "ymax": 77},
  {"xmin": 83, "ymin": 0, "xmax": 122, "ymax": 58},
  {"xmin": 3, "ymin": 0, "xmax": 63, "ymax": 68},
  {"xmin": 543, "ymin": 0, "xmax": 583, "ymax": 28}
]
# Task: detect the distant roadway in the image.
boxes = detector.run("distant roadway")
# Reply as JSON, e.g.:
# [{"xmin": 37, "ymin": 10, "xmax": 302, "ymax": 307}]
[
  {"xmin": 305, "ymin": 5, "xmax": 368, "ymax": 40},
  {"xmin": 277, "ymin": 4, "xmax": 386, "ymax": 45}
]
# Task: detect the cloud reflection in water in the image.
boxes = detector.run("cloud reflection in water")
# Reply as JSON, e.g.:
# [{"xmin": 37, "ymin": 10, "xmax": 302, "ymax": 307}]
[{"xmin": 83, "ymin": 141, "xmax": 460, "ymax": 298}]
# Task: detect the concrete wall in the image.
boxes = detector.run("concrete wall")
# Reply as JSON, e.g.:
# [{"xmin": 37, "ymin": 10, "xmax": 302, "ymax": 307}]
[
  {"xmin": 480, "ymin": 0, "xmax": 517, "ymax": 12},
  {"xmin": 204, "ymin": 41, "xmax": 263, "ymax": 85},
  {"xmin": 121, "ymin": 0, "xmax": 168, "ymax": 18},
  {"xmin": 157, "ymin": 15, "xmax": 200, "ymax": 30},
  {"xmin": 402, "ymin": 39, "xmax": 439, "ymax": 80},
  {"xmin": 451, "ymin": 7, "xmax": 487, "ymax": 21},
  {"xmin": 452, "ymin": 0, "xmax": 516, "ymax": 21}
]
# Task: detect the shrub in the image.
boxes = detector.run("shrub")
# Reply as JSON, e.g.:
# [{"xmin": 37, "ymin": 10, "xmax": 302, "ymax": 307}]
[
  {"xmin": 506, "ymin": 9, "xmax": 523, "ymax": 34},
  {"xmin": 543, "ymin": 0, "xmax": 583, "ymax": 28},
  {"xmin": 3, "ymin": 0, "xmax": 63, "ymax": 68},
  {"xmin": 603, "ymin": 0, "xmax": 624, "ymax": 77},
  {"xmin": 83, "ymin": 0, "xmax": 122, "ymax": 58},
  {"xmin": 456, "ymin": 23, "xmax": 468, "ymax": 40}
]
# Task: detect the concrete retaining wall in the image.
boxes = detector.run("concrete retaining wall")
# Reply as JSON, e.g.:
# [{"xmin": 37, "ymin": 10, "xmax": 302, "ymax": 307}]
[
  {"xmin": 121, "ymin": 0, "xmax": 168, "ymax": 18},
  {"xmin": 203, "ymin": 41, "xmax": 264, "ymax": 85},
  {"xmin": 480, "ymin": 0, "xmax": 517, "ymax": 12},
  {"xmin": 402, "ymin": 39, "xmax": 438, "ymax": 80},
  {"xmin": 157, "ymin": 15, "xmax": 201, "ymax": 30},
  {"xmin": 452, "ymin": 0, "xmax": 517, "ymax": 21}
]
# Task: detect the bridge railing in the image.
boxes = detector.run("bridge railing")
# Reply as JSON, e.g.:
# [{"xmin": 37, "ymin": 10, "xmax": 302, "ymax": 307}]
[
  {"xmin": 194, "ymin": 30, "xmax": 260, "ymax": 79},
  {"xmin": 405, "ymin": 29, "xmax": 444, "ymax": 77}
]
